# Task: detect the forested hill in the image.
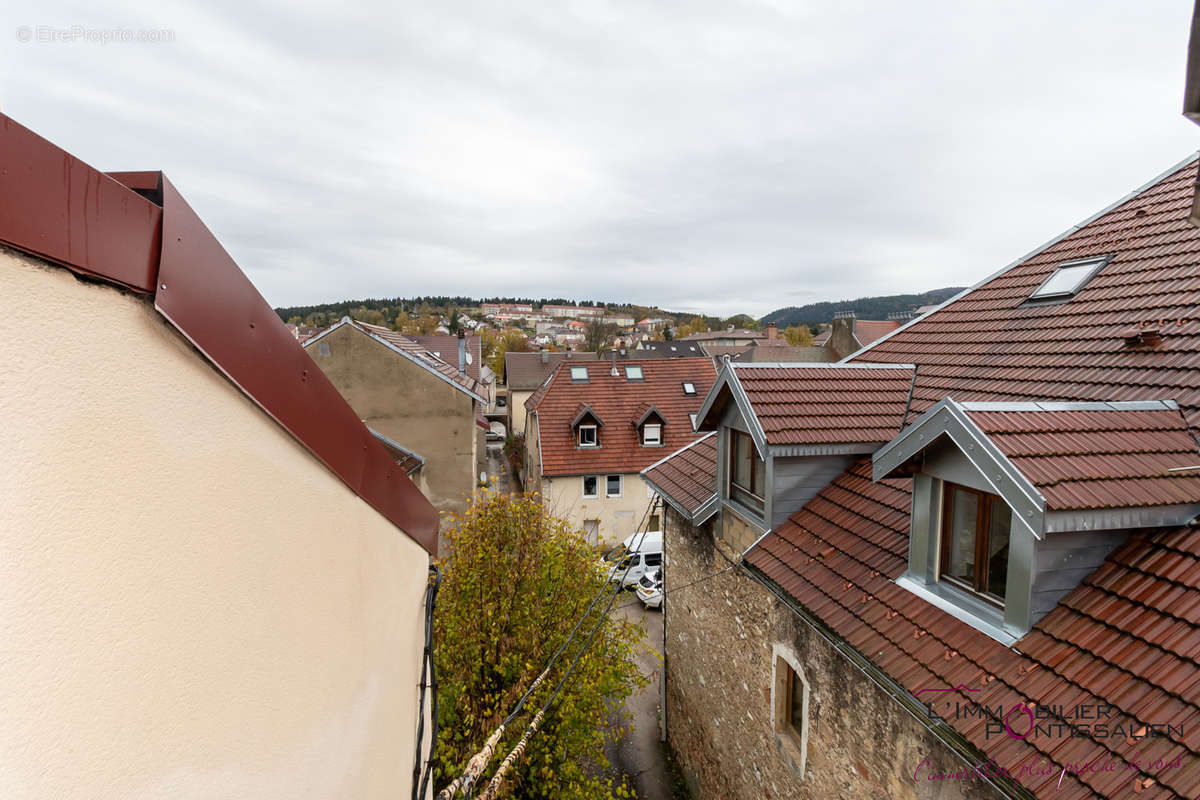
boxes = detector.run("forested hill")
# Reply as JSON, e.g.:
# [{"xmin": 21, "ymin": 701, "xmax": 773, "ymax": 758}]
[{"xmin": 761, "ymin": 287, "xmax": 964, "ymax": 328}]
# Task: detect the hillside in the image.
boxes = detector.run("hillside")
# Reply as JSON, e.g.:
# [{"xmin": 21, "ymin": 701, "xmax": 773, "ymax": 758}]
[{"xmin": 760, "ymin": 287, "xmax": 964, "ymax": 328}]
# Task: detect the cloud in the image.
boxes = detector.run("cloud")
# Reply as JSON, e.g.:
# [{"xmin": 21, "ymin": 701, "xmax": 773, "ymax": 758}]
[{"xmin": 3, "ymin": 0, "xmax": 1196, "ymax": 316}]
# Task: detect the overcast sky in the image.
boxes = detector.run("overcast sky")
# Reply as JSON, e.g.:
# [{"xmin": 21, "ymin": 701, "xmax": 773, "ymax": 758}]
[{"xmin": 4, "ymin": 1, "xmax": 1198, "ymax": 317}]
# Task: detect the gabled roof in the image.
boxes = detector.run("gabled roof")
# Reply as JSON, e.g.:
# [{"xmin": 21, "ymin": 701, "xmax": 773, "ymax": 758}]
[
  {"xmin": 504, "ymin": 350, "xmax": 599, "ymax": 390},
  {"xmin": 874, "ymin": 398, "xmax": 1200, "ymax": 537},
  {"xmin": 640, "ymin": 433, "xmax": 719, "ymax": 524},
  {"xmin": 369, "ymin": 428, "xmax": 425, "ymax": 476},
  {"xmin": 528, "ymin": 358, "xmax": 716, "ymax": 477},
  {"xmin": 305, "ymin": 318, "xmax": 486, "ymax": 402},
  {"xmin": 632, "ymin": 403, "xmax": 666, "ymax": 426},
  {"xmin": 744, "ymin": 156, "xmax": 1200, "ymax": 798},
  {"xmin": 571, "ymin": 403, "xmax": 605, "ymax": 428},
  {"xmin": 851, "ymin": 318, "xmax": 902, "ymax": 347},
  {"xmin": 696, "ymin": 363, "xmax": 916, "ymax": 456},
  {"xmin": 740, "ymin": 343, "xmax": 833, "ymax": 363},
  {"xmin": 0, "ymin": 113, "xmax": 438, "ymax": 553}
]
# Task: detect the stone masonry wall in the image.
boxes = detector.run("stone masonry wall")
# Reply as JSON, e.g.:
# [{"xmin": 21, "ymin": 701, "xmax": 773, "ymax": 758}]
[{"xmin": 663, "ymin": 504, "xmax": 1007, "ymax": 800}]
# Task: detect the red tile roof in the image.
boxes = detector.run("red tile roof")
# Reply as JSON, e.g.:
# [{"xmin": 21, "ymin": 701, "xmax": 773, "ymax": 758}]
[
  {"xmin": 709, "ymin": 364, "xmax": 916, "ymax": 447},
  {"xmin": 529, "ymin": 358, "xmax": 716, "ymax": 477},
  {"xmin": 744, "ymin": 158, "xmax": 1200, "ymax": 798},
  {"xmin": 853, "ymin": 318, "xmax": 902, "ymax": 348},
  {"xmin": 411, "ymin": 334, "xmax": 484, "ymax": 383},
  {"xmin": 853, "ymin": 157, "xmax": 1200, "ymax": 429},
  {"xmin": 745, "ymin": 460, "xmax": 1200, "ymax": 800},
  {"xmin": 960, "ymin": 401, "xmax": 1200, "ymax": 511},
  {"xmin": 641, "ymin": 433, "xmax": 718, "ymax": 522}
]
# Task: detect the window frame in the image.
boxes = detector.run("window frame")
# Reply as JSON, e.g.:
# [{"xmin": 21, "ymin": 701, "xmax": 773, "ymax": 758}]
[
  {"xmin": 728, "ymin": 429, "xmax": 765, "ymax": 512},
  {"xmin": 682, "ymin": 381, "xmax": 696, "ymax": 395},
  {"xmin": 569, "ymin": 365, "xmax": 590, "ymax": 382},
  {"xmin": 582, "ymin": 475, "xmax": 598, "ymax": 499},
  {"xmin": 642, "ymin": 423, "xmax": 662, "ymax": 446},
  {"xmin": 606, "ymin": 474, "xmax": 623, "ymax": 498},
  {"xmin": 578, "ymin": 424, "xmax": 598, "ymax": 447},
  {"xmin": 938, "ymin": 482, "xmax": 1009, "ymax": 607},
  {"xmin": 1025, "ymin": 255, "xmax": 1110, "ymax": 304},
  {"xmin": 624, "ymin": 365, "xmax": 644, "ymax": 381},
  {"xmin": 771, "ymin": 644, "xmax": 809, "ymax": 778}
]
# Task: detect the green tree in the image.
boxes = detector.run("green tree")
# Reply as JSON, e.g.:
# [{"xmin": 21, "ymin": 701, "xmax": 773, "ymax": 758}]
[
  {"xmin": 433, "ymin": 491, "xmax": 645, "ymax": 800},
  {"xmin": 783, "ymin": 325, "xmax": 814, "ymax": 346}
]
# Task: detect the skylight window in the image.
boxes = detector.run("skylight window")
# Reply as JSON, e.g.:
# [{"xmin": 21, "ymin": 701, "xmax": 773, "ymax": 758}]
[
  {"xmin": 570, "ymin": 366, "xmax": 589, "ymax": 382},
  {"xmin": 682, "ymin": 382, "xmax": 696, "ymax": 395},
  {"xmin": 1028, "ymin": 256, "xmax": 1109, "ymax": 302},
  {"xmin": 625, "ymin": 366, "xmax": 644, "ymax": 381}
]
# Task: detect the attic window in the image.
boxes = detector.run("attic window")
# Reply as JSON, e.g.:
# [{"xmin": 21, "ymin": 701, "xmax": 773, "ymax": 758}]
[
  {"xmin": 1027, "ymin": 256, "xmax": 1109, "ymax": 302},
  {"xmin": 625, "ymin": 366, "xmax": 644, "ymax": 381},
  {"xmin": 940, "ymin": 483, "xmax": 1011, "ymax": 605},
  {"xmin": 578, "ymin": 425, "xmax": 598, "ymax": 447},
  {"xmin": 682, "ymin": 382, "xmax": 696, "ymax": 395},
  {"xmin": 570, "ymin": 366, "xmax": 589, "ymax": 382}
]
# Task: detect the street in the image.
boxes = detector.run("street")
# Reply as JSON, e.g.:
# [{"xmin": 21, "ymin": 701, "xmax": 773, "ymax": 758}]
[{"xmin": 604, "ymin": 596, "xmax": 679, "ymax": 800}]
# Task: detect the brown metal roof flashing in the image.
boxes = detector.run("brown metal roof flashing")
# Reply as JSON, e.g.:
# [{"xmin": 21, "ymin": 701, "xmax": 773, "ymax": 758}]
[{"xmin": 0, "ymin": 114, "xmax": 438, "ymax": 553}]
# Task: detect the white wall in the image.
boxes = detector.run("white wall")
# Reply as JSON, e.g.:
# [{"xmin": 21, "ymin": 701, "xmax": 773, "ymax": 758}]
[{"xmin": 0, "ymin": 249, "xmax": 430, "ymax": 800}]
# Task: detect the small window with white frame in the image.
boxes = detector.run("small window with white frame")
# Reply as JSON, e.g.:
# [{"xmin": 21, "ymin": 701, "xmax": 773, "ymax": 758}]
[
  {"xmin": 606, "ymin": 474, "xmax": 622, "ymax": 497},
  {"xmin": 682, "ymin": 381, "xmax": 696, "ymax": 395},
  {"xmin": 625, "ymin": 365, "xmax": 644, "ymax": 381},
  {"xmin": 582, "ymin": 475, "xmax": 598, "ymax": 498},
  {"xmin": 570, "ymin": 365, "xmax": 589, "ymax": 382},
  {"xmin": 578, "ymin": 424, "xmax": 598, "ymax": 447},
  {"xmin": 642, "ymin": 423, "xmax": 662, "ymax": 446}
]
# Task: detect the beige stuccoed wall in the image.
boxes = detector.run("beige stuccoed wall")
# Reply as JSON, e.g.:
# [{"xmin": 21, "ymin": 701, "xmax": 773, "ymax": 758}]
[
  {"xmin": 308, "ymin": 324, "xmax": 478, "ymax": 520},
  {"xmin": 509, "ymin": 389, "xmax": 534, "ymax": 443},
  {"xmin": 0, "ymin": 250, "xmax": 430, "ymax": 800},
  {"xmin": 541, "ymin": 473, "xmax": 659, "ymax": 547}
]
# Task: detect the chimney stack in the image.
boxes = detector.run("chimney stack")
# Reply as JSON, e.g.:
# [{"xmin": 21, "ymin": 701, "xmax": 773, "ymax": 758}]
[
  {"xmin": 457, "ymin": 330, "xmax": 466, "ymax": 375},
  {"xmin": 541, "ymin": 348, "xmax": 549, "ymax": 363},
  {"xmin": 766, "ymin": 322, "xmax": 778, "ymax": 342}
]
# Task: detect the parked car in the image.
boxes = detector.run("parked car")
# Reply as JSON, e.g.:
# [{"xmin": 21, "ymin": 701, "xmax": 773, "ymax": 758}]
[
  {"xmin": 636, "ymin": 568, "xmax": 663, "ymax": 609},
  {"xmin": 605, "ymin": 530, "xmax": 663, "ymax": 589}
]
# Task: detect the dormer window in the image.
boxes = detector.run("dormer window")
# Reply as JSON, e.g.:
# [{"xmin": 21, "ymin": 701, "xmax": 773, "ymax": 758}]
[
  {"xmin": 940, "ymin": 483, "xmax": 1011, "ymax": 605},
  {"xmin": 1026, "ymin": 256, "xmax": 1109, "ymax": 303},
  {"xmin": 578, "ymin": 424, "xmax": 598, "ymax": 447},
  {"xmin": 642, "ymin": 423, "xmax": 662, "ymax": 446},
  {"xmin": 728, "ymin": 429, "xmax": 765, "ymax": 513}
]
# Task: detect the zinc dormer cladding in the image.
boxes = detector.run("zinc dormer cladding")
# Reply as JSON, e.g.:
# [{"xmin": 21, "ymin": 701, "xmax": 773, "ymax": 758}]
[{"xmin": 742, "ymin": 156, "xmax": 1200, "ymax": 798}]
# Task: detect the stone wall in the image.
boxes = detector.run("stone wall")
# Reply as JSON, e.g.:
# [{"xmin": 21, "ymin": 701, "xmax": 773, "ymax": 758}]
[{"xmin": 663, "ymin": 503, "xmax": 1006, "ymax": 800}]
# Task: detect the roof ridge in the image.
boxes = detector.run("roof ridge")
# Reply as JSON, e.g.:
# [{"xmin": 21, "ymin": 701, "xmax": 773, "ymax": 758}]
[{"xmin": 843, "ymin": 151, "xmax": 1200, "ymax": 364}]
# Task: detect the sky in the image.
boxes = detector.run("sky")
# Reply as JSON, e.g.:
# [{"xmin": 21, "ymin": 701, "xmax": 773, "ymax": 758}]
[{"xmin": 4, "ymin": 1, "xmax": 1198, "ymax": 317}]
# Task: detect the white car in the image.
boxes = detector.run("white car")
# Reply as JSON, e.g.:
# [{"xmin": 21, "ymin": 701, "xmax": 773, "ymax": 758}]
[
  {"xmin": 635, "ymin": 568, "xmax": 663, "ymax": 609},
  {"xmin": 605, "ymin": 531, "xmax": 663, "ymax": 589}
]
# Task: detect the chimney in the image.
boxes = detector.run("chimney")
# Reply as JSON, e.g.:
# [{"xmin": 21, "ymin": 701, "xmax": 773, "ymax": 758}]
[
  {"xmin": 540, "ymin": 348, "xmax": 549, "ymax": 363},
  {"xmin": 610, "ymin": 349, "xmax": 619, "ymax": 376},
  {"xmin": 457, "ymin": 330, "xmax": 466, "ymax": 375},
  {"xmin": 726, "ymin": 324, "xmax": 734, "ymax": 332},
  {"xmin": 766, "ymin": 322, "xmax": 778, "ymax": 342}
]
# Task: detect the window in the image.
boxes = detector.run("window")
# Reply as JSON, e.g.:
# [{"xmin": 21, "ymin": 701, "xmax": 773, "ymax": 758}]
[
  {"xmin": 578, "ymin": 425, "xmax": 598, "ymax": 447},
  {"xmin": 570, "ymin": 365, "xmax": 589, "ymax": 382},
  {"xmin": 625, "ymin": 365, "xmax": 644, "ymax": 381},
  {"xmin": 940, "ymin": 483, "xmax": 1011, "ymax": 604},
  {"xmin": 1028, "ymin": 256, "xmax": 1109, "ymax": 302},
  {"xmin": 682, "ymin": 381, "xmax": 696, "ymax": 395},
  {"xmin": 728, "ymin": 429, "xmax": 766, "ymax": 512},
  {"xmin": 496, "ymin": 395, "xmax": 507, "ymax": 408},
  {"xmin": 582, "ymin": 475, "xmax": 598, "ymax": 498},
  {"xmin": 606, "ymin": 474, "xmax": 622, "ymax": 497},
  {"xmin": 583, "ymin": 519, "xmax": 599, "ymax": 545},
  {"xmin": 648, "ymin": 513, "xmax": 661, "ymax": 531},
  {"xmin": 644, "ymin": 552, "xmax": 662, "ymax": 568},
  {"xmin": 642, "ymin": 423, "xmax": 662, "ymax": 446},
  {"xmin": 771, "ymin": 645, "xmax": 809, "ymax": 777}
]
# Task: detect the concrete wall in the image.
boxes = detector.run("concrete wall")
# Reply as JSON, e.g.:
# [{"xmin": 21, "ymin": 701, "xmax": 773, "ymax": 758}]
[
  {"xmin": 663, "ymin": 504, "xmax": 1004, "ymax": 800},
  {"xmin": 541, "ymin": 473, "xmax": 658, "ymax": 547},
  {"xmin": 309, "ymin": 323, "xmax": 478, "ymax": 518},
  {"xmin": 0, "ymin": 251, "xmax": 430, "ymax": 800}
]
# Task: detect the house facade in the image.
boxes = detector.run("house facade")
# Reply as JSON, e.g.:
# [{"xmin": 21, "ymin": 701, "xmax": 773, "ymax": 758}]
[
  {"xmin": 648, "ymin": 158, "xmax": 1200, "ymax": 799},
  {"xmin": 305, "ymin": 319, "xmax": 488, "ymax": 522},
  {"xmin": 524, "ymin": 357, "xmax": 716, "ymax": 545},
  {"xmin": 0, "ymin": 116, "xmax": 439, "ymax": 800}
]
